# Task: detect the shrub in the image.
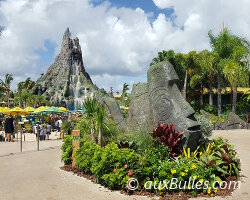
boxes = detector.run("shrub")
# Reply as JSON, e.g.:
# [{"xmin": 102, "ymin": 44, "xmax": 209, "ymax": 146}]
[
  {"xmin": 61, "ymin": 136, "xmax": 73, "ymax": 165},
  {"xmin": 61, "ymin": 133, "xmax": 240, "ymax": 195},
  {"xmin": 91, "ymin": 142, "xmax": 121, "ymax": 182},
  {"xmin": 150, "ymin": 123, "xmax": 184, "ymax": 157},
  {"xmin": 76, "ymin": 118, "xmax": 91, "ymax": 136},
  {"xmin": 91, "ymin": 142, "xmax": 142, "ymax": 185},
  {"xmin": 196, "ymin": 114, "xmax": 213, "ymax": 138},
  {"xmin": 117, "ymin": 131, "xmax": 155, "ymax": 153},
  {"xmin": 75, "ymin": 141, "xmax": 101, "ymax": 173},
  {"xmin": 62, "ymin": 120, "xmax": 77, "ymax": 135}
]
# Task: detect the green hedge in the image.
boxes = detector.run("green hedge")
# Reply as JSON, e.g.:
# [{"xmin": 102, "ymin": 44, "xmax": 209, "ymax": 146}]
[{"xmin": 61, "ymin": 136, "xmax": 240, "ymax": 195}]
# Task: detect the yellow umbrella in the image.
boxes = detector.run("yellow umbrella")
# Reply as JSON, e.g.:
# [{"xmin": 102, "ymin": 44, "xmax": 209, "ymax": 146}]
[
  {"xmin": 33, "ymin": 106, "xmax": 48, "ymax": 114},
  {"xmin": 59, "ymin": 107, "xmax": 69, "ymax": 113},
  {"xmin": 0, "ymin": 107, "xmax": 10, "ymax": 114},
  {"xmin": 124, "ymin": 107, "xmax": 129, "ymax": 111},
  {"xmin": 24, "ymin": 107, "xmax": 35, "ymax": 112},
  {"xmin": 7, "ymin": 107, "xmax": 29, "ymax": 116}
]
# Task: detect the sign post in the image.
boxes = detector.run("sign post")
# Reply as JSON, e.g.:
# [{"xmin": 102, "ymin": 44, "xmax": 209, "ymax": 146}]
[
  {"xmin": 37, "ymin": 124, "xmax": 40, "ymax": 151},
  {"xmin": 18, "ymin": 122, "xmax": 24, "ymax": 152},
  {"xmin": 72, "ymin": 130, "xmax": 80, "ymax": 167}
]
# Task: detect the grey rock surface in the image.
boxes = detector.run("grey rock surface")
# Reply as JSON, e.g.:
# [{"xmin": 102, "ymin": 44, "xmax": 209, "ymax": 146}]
[
  {"xmin": 127, "ymin": 83, "xmax": 154, "ymax": 133},
  {"xmin": 33, "ymin": 28, "xmax": 96, "ymax": 105},
  {"xmin": 216, "ymin": 112, "xmax": 247, "ymax": 130},
  {"xmin": 32, "ymin": 28, "xmax": 126, "ymax": 127},
  {"xmin": 128, "ymin": 61, "xmax": 201, "ymax": 151}
]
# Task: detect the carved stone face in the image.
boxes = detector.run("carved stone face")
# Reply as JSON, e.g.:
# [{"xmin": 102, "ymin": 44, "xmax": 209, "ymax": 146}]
[{"xmin": 147, "ymin": 61, "xmax": 201, "ymax": 150}]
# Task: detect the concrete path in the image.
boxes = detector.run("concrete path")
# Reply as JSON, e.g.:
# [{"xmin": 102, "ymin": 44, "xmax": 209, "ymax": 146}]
[
  {"xmin": 0, "ymin": 142, "xmax": 147, "ymax": 200},
  {"xmin": 0, "ymin": 130, "xmax": 249, "ymax": 200}
]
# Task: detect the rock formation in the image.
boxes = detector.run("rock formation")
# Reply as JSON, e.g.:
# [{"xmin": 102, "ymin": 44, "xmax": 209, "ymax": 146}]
[
  {"xmin": 128, "ymin": 61, "xmax": 201, "ymax": 151},
  {"xmin": 33, "ymin": 28, "xmax": 96, "ymax": 108},
  {"xmin": 33, "ymin": 28, "xmax": 125, "ymax": 128}
]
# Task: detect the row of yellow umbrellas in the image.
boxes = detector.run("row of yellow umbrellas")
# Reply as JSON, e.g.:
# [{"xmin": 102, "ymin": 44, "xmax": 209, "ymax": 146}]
[{"xmin": 0, "ymin": 106, "xmax": 69, "ymax": 116}]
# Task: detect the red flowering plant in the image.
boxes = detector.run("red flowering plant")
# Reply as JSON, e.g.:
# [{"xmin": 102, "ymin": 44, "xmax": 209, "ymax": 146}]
[{"xmin": 150, "ymin": 123, "xmax": 184, "ymax": 157}]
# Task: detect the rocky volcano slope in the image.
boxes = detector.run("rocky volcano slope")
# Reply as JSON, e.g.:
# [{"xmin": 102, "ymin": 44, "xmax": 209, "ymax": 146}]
[{"xmin": 33, "ymin": 28, "xmax": 97, "ymax": 105}]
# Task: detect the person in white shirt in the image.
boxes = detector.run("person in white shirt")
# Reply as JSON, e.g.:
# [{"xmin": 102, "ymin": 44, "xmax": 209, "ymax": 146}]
[{"xmin": 57, "ymin": 119, "xmax": 63, "ymax": 132}]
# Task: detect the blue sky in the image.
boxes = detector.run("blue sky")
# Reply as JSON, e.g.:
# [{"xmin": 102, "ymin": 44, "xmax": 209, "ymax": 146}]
[
  {"xmin": 0, "ymin": 0, "xmax": 249, "ymax": 92},
  {"xmin": 92, "ymin": 0, "xmax": 174, "ymax": 19},
  {"xmin": 36, "ymin": 0, "xmax": 175, "ymax": 87}
]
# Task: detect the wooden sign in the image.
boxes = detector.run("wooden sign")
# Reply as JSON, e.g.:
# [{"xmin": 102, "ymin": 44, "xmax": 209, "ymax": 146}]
[{"xmin": 72, "ymin": 130, "xmax": 80, "ymax": 167}]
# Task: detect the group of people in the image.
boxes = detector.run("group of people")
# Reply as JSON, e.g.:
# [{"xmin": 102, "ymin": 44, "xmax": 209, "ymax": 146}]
[
  {"xmin": 33, "ymin": 122, "xmax": 52, "ymax": 140},
  {"xmin": 0, "ymin": 114, "xmax": 64, "ymax": 142}
]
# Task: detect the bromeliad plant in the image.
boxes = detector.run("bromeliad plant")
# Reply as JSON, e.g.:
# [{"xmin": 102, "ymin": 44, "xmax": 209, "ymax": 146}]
[{"xmin": 150, "ymin": 123, "xmax": 184, "ymax": 157}]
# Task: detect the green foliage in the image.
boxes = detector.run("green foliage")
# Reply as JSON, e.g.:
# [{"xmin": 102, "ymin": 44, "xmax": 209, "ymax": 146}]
[
  {"xmin": 76, "ymin": 118, "xmax": 91, "ymax": 136},
  {"xmin": 196, "ymin": 114, "xmax": 213, "ymax": 139},
  {"xmin": 75, "ymin": 141, "xmax": 101, "ymax": 173},
  {"xmin": 117, "ymin": 130, "xmax": 155, "ymax": 153},
  {"xmin": 61, "ymin": 136, "xmax": 73, "ymax": 165},
  {"xmin": 62, "ymin": 135, "xmax": 240, "ymax": 195},
  {"xmin": 62, "ymin": 120, "xmax": 76, "ymax": 135}
]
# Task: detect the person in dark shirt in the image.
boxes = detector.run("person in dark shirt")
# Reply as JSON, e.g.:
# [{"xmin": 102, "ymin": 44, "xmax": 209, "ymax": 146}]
[{"xmin": 5, "ymin": 114, "xmax": 14, "ymax": 142}]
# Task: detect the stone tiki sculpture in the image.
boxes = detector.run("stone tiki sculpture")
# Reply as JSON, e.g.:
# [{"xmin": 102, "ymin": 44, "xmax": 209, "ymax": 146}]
[{"xmin": 128, "ymin": 60, "xmax": 201, "ymax": 151}]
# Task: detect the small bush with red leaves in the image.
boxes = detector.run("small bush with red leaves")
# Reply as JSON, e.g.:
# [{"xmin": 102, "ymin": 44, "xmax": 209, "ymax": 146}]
[{"xmin": 150, "ymin": 123, "xmax": 184, "ymax": 157}]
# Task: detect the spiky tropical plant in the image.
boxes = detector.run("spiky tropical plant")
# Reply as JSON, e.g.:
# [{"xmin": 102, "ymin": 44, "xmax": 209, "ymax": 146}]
[
  {"xmin": 95, "ymin": 103, "xmax": 109, "ymax": 147},
  {"xmin": 84, "ymin": 97, "xmax": 98, "ymax": 142},
  {"xmin": 150, "ymin": 123, "xmax": 184, "ymax": 157}
]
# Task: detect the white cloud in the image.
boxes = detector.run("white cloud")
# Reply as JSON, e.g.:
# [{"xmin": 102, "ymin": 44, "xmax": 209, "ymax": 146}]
[{"xmin": 0, "ymin": 0, "xmax": 250, "ymax": 92}]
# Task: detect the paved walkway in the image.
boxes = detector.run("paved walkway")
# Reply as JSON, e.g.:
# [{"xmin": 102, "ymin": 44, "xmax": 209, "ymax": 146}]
[
  {"xmin": 0, "ymin": 141, "xmax": 147, "ymax": 200},
  {"xmin": 0, "ymin": 130, "xmax": 249, "ymax": 200}
]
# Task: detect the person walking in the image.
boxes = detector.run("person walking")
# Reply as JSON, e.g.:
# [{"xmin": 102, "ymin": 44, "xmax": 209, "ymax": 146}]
[
  {"xmin": 56, "ymin": 118, "xmax": 62, "ymax": 132},
  {"xmin": 5, "ymin": 114, "xmax": 14, "ymax": 142},
  {"xmin": 46, "ymin": 124, "xmax": 51, "ymax": 140}
]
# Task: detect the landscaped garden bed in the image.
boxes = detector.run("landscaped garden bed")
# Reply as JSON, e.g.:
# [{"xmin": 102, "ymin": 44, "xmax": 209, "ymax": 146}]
[{"xmin": 61, "ymin": 120, "xmax": 241, "ymax": 199}]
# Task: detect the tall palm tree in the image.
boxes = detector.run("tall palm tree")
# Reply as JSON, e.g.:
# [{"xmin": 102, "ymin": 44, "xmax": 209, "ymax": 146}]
[
  {"xmin": 24, "ymin": 77, "xmax": 35, "ymax": 90},
  {"xmin": 21, "ymin": 91, "xmax": 32, "ymax": 108},
  {"xmin": 209, "ymin": 29, "xmax": 249, "ymax": 114},
  {"xmin": 195, "ymin": 50, "xmax": 218, "ymax": 106},
  {"xmin": 184, "ymin": 51, "xmax": 197, "ymax": 100},
  {"xmin": 95, "ymin": 103, "xmax": 108, "ymax": 147},
  {"xmin": 0, "ymin": 74, "xmax": 13, "ymax": 107},
  {"xmin": 224, "ymin": 60, "xmax": 248, "ymax": 113},
  {"xmin": 84, "ymin": 97, "xmax": 98, "ymax": 142},
  {"xmin": 122, "ymin": 83, "xmax": 129, "ymax": 97}
]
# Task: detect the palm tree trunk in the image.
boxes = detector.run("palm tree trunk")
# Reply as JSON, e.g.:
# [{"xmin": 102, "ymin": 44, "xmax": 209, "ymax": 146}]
[
  {"xmin": 6, "ymin": 90, "xmax": 9, "ymax": 107},
  {"xmin": 182, "ymin": 70, "xmax": 188, "ymax": 100},
  {"xmin": 209, "ymin": 81, "xmax": 213, "ymax": 106},
  {"xmin": 91, "ymin": 120, "xmax": 95, "ymax": 142},
  {"xmin": 232, "ymin": 86, "xmax": 237, "ymax": 113},
  {"xmin": 98, "ymin": 126, "xmax": 102, "ymax": 147},
  {"xmin": 200, "ymin": 84, "xmax": 204, "ymax": 106},
  {"xmin": 217, "ymin": 75, "xmax": 222, "ymax": 117}
]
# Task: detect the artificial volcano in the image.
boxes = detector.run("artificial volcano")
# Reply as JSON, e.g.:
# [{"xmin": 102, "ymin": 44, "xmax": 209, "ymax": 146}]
[
  {"xmin": 33, "ymin": 28, "xmax": 125, "ymax": 128},
  {"xmin": 33, "ymin": 28, "xmax": 97, "ymax": 110}
]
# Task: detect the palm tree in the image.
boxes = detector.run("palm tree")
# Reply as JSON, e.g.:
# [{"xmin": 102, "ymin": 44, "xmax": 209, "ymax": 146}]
[
  {"xmin": 195, "ymin": 50, "xmax": 218, "ymax": 106},
  {"xmin": 209, "ymin": 29, "xmax": 249, "ymax": 114},
  {"xmin": 24, "ymin": 77, "xmax": 35, "ymax": 90},
  {"xmin": 84, "ymin": 97, "xmax": 98, "ymax": 142},
  {"xmin": 0, "ymin": 74, "xmax": 13, "ymax": 107},
  {"xmin": 122, "ymin": 83, "xmax": 129, "ymax": 97},
  {"xmin": 184, "ymin": 51, "xmax": 197, "ymax": 100},
  {"xmin": 21, "ymin": 91, "xmax": 31, "ymax": 108},
  {"xmin": 95, "ymin": 103, "xmax": 108, "ymax": 147},
  {"xmin": 224, "ymin": 60, "xmax": 248, "ymax": 113}
]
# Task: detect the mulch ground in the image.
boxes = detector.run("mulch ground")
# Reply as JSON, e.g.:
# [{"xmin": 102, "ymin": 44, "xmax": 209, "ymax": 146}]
[{"xmin": 61, "ymin": 165, "xmax": 238, "ymax": 200}]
